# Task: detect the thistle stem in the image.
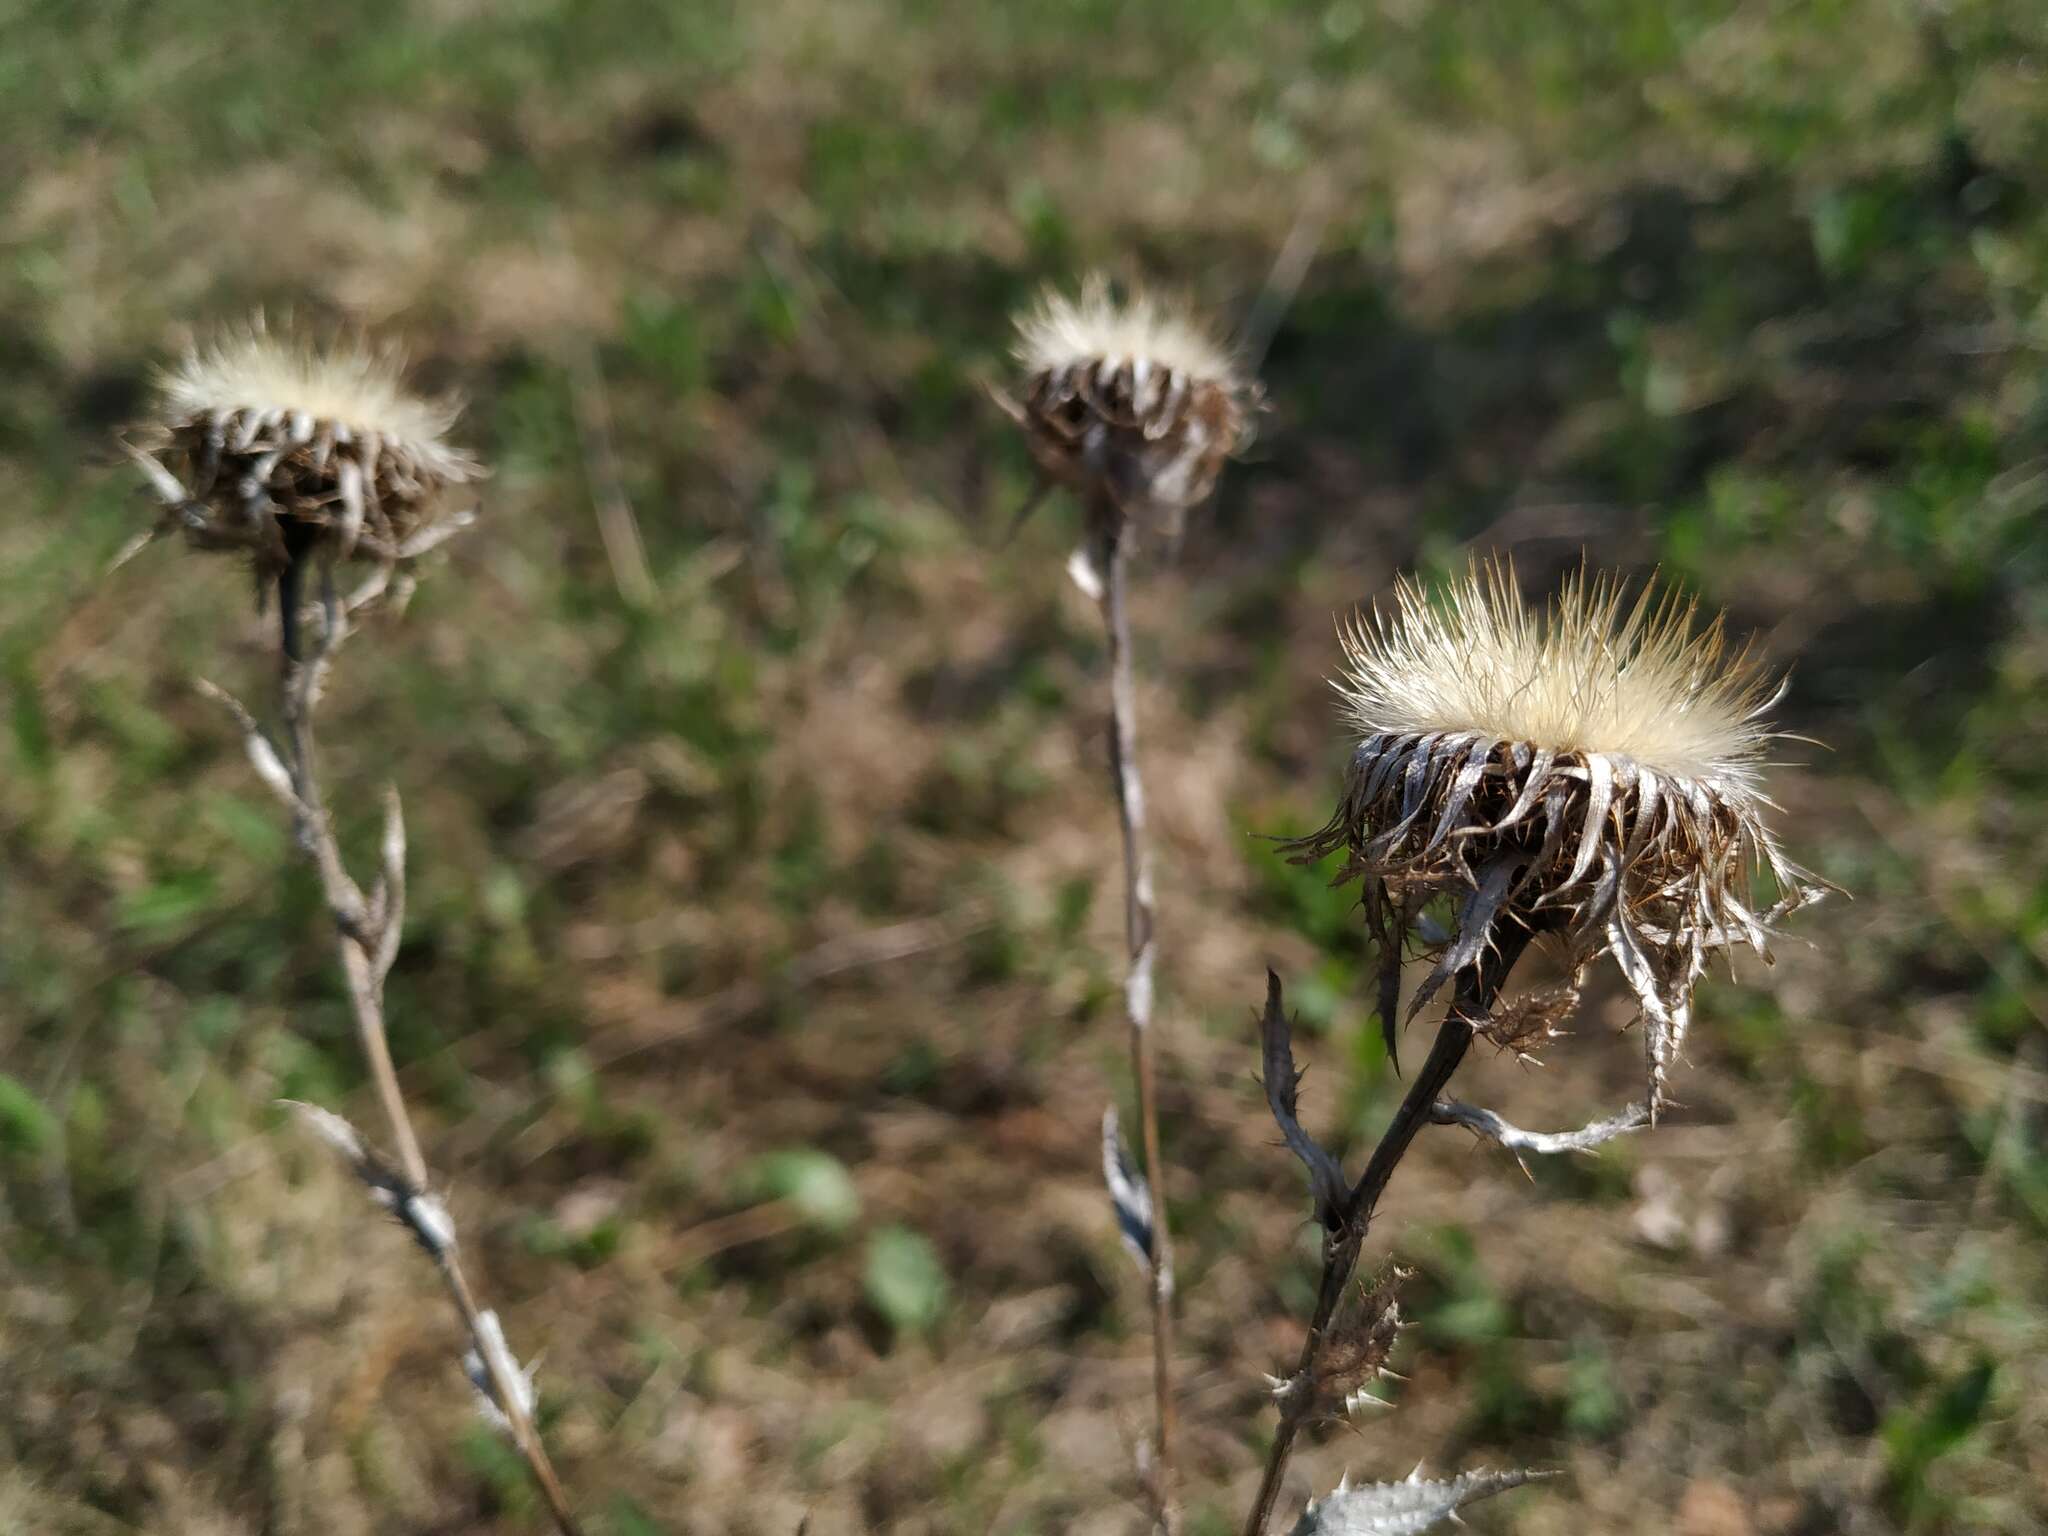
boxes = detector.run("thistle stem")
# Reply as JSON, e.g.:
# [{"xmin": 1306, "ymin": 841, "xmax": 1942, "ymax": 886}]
[
  {"xmin": 277, "ymin": 518, "xmax": 322, "ymax": 664},
  {"xmin": 278, "ymin": 574, "xmax": 430, "ymax": 1192},
  {"xmin": 437, "ymin": 1250, "xmax": 583, "ymax": 1534},
  {"xmin": 268, "ymin": 573, "xmax": 583, "ymax": 1536},
  {"xmin": 1096, "ymin": 514, "xmax": 1179, "ymax": 1533},
  {"xmin": 1240, "ymin": 924, "xmax": 1533, "ymax": 1536},
  {"xmin": 278, "ymin": 560, "xmax": 305, "ymax": 664}
]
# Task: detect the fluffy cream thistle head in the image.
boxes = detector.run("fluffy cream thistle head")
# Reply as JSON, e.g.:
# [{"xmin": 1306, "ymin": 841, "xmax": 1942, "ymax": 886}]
[
  {"xmin": 123, "ymin": 319, "xmax": 482, "ymax": 591},
  {"xmin": 1295, "ymin": 559, "xmax": 1822, "ymax": 1114},
  {"xmin": 1003, "ymin": 277, "xmax": 1255, "ymax": 541}
]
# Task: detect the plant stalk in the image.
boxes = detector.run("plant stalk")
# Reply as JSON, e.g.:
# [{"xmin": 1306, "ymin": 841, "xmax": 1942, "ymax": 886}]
[
  {"xmin": 1096, "ymin": 517, "xmax": 1179, "ymax": 1532},
  {"xmin": 271, "ymin": 568, "xmax": 583, "ymax": 1536},
  {"xmin": 1240, "ymin": 923, "xmax": 1533, "ymax": 1536}
]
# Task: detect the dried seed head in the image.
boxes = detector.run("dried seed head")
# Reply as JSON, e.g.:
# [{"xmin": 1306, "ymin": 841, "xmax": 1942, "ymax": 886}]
[
  {"xmin": 1477, "ymin": 983, "xmax": 1581, "ymax": 1064},
  {"xmin": 122, "ymin": 318, "xmax": 483, "ymax": 595},
  {"xmin": 1004, "ymin": 278, "xmax": 1255, "ymax": 542},
  {"xmin": 1272, "ymin": 1265, "xmax": 1411, "ymax": 1426},
  {"xmin": 1317, "ymin": 1265, "xmax": 1408, "ymax": 1407},
  {"xmin": 1294, "ymin": 559, "xmax": 1825, "ymax": 1113}
]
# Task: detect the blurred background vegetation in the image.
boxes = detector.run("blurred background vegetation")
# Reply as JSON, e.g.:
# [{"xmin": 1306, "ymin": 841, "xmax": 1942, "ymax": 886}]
[{"xmin": 3, "ymin": 1, "xmax": 2046, "ymax": 1532}]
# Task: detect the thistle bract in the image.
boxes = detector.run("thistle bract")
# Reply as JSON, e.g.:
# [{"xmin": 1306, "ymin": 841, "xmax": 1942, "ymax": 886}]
[{"xmin": 1293, "ymin": 561, "xmax": 1822, "ymax": 1113}]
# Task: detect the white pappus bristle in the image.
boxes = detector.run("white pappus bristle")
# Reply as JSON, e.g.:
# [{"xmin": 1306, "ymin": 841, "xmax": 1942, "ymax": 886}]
[
  {"xmin": 1013, "ymin": 279, "xmax": 1237, "ymax": 387},
  {"xmin": 1337, "ymin": 561, "xmax": 1776, "ymax": 799}
]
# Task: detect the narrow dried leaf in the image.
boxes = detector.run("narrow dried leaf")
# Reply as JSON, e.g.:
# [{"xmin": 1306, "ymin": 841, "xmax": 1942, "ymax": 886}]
[
  {"xmin": 400, "ymin": 1191, "xmax": 459, "ymax": 1258},
  {"xmin": 1376, "ymin": 944, "xmax": 1403, "ymax": 1073},
  {"xmin": 106, "ymin": 526, "xmax": 160, "ymax": 573},
  {"xmin": 280, "ymin": 1098, "xmax": 412, "ymax": 1208},
  {"xmin": 1357, "ymin": 732, "xmax": 1409, "ymax": 808},
  {"xmin": 372, "ymin": 785, "xmax": 408, "ymax": 980},
  {"xmin": 392, "ymin": 507, "xmax": 475, "ymax": 558},
  {"xmin": 1391, "ymin": 732, "xmax": 1446, "ymax": 834},
  {"xmin": 1259, "ymin": 971, "xmax": 1348, "ymax": 1226},
  {"xmin": 464, "ymin": 1308, "xmax": 539, "ymax": 1435},
  {"xmin": 1066, "ymin": 544, "xmax": 1105, "ymax": 600},
  {"xmin": 243, "ymin": 731, "xmax": 298, "ymax": 807},
  {"xmin": 195, "ymin": 679, "xmax": 300, "ymax": 809},
  {"xmin": 1101, "ymin": 1107, "xmax": 1154, "ymax": 1272},
  {"xmin": 1361, "ymin": 882, "xmax": 1409, "ymax": 1073},
  {"xmin": 282, "ymin": 1099, "xmax": 366, "ymax": 1164},
  {"xmin": 381, "ymin": 786, "xmax": 406, "ymax": 874},
  {"xmin": 121, "ymin": 440, "xmax": 190, "ymax": 506}
]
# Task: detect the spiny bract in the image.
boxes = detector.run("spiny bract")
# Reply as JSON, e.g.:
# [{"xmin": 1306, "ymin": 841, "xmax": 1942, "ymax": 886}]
[{"xmin": 1294, "ymin": 559, "xmax": 1823, "ymax": 1114}]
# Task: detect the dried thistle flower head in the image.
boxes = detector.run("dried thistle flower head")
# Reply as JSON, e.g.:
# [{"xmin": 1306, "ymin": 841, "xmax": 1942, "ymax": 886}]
[
  {"xmin": 122, "ymin": 319, "xmax": 483, "ymax": 594},
  {"xmin": 1268, "ymin": 1264, "xmax": 1410, "ymax": 1425},
  {"xmin": 1476, "ymin": 983, "xmax": 1580, "ymax": 1066},
  {"xmin": 1003, "ymin": 277, "xmax": 1254, "ymax": 542},
  {"xmin": 1294, "ymin": 559, "xmax": 1824, "ymax": 1113}
]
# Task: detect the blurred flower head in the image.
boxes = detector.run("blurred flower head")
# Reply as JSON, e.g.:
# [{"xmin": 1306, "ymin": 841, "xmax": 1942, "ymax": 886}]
[
  {"xmin": 122, "ymin": 318, "xmax": 483, "ymax": 592},
  {"xmin": 1003, "ymin": 277, "xmax": 1255, "ymax": 543},
  {"xmin": 1294, "ymin": 559, "xmax": 1824, "ymax": 1112}
]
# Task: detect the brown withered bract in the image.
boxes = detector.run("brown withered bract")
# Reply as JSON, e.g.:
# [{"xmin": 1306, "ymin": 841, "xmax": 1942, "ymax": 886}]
[
  {"xmin": 121, "ymin": 318, "xmax": 483, "ymax": 597},
  {"xmin": 1292, "ymin": 559, "xmax": 1827, "ymax": 1116},
  {"xmin": 1001, "ymin": 278, "xmax": 1256, "ymax": 544}
]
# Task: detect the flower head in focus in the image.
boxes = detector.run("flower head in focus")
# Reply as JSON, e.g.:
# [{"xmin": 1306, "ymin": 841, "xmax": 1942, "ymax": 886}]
[{"xmin": 1293, "ymin": 559, "xmax": 1825, "ymax": 1113}]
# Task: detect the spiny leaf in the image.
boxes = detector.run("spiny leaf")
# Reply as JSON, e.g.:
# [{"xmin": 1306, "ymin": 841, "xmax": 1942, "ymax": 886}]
[
  {"xmin": 1431, "ymin": 1100, "xmax": 1648, "ymax": 1166},
  {"xmin": 1288, "ymin": 1466, "xmax": 1551, "ymax": 1535},
  {"xmin": 1259, "ymin": 970, "xmax": 1349, "ymax": 1227}
]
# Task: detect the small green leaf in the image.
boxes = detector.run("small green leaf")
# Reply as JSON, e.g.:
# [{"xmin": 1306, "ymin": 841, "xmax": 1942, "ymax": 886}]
[
  {"xmin": 864, "ymin": 1224, "xmax": 949, "ymax": 1336},
  {"xmin": 742, "ymin": 1148, "xmax": 861, "ymax": 1233},
  {"xmin": 1051, "ymin": 874, "xmax": 1096, "ymax": 944},
  {"xmin": 118, "ymin": 869, "xmax": 219, "ymax": 934},
  {"xmin": 1883, "ymin": 1356, "xmax": 1996, "ymax": 1509},
  {"xmin": 605, "ymin": 1494, "xmax": 669, "ymax": 1536},
  {"xmin": 458, "ymin": 1421, "xmax": 534, "ymax": 1516},
  {"xmin": 9, "ymin": 656, "xmax": 51, "ymax": 779},
  {"xmin": 206, "ymin": 792, "xmax": 286, "ymax": 862},
  {"xmin": 1563, "ymin": 1342, "xmax": 1625, "ymax": 1439},
  {"xmin": 0, "ymin": 1073, "xmax": 58, "ymax": 1155}
]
